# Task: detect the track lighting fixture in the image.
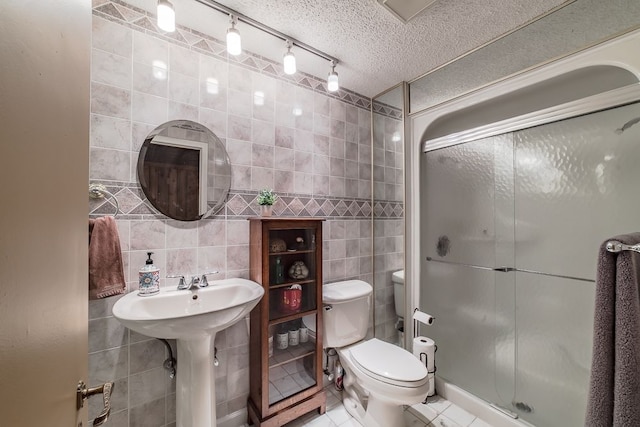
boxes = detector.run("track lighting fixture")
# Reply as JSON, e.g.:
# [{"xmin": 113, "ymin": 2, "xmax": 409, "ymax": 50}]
[
  {"xmin": 226, "ymin": 15, "xmax": 242, "ymax": 56},
  {"xmin": 283, "ymin": 40, "xmax": 296, "ymax": 75},
  {"xmin": 157, "ymin": 0, "xmax": 175, "ymax": 32},
  {"xmin": 191, "ymin": 1, "xmax": 340, "ymax": 92},
  {"xmin": 327, "ymin": 60, "xmax": 339, "ymax": 92}
]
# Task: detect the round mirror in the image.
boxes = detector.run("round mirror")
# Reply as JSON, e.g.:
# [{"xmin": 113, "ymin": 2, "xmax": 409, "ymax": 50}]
[{"xmin": 137, "ymin": 120, "xmax": 231, "ymax": 221}]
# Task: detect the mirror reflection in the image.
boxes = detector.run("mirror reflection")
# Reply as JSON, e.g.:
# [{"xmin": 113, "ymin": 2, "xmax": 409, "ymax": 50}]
[
  {"xmin": 137, "ymin": 120, "xmax": 231, "ymax": 221},
  {"xmin": 372, "ymin": 84, "xmax": 405, "ymax": 348}
]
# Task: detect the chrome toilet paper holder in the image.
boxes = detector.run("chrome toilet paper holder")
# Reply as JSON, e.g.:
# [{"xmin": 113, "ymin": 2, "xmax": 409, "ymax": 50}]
[{"xmin": 412, "ymin": 308, "xmax": 434, "ymax": 338}]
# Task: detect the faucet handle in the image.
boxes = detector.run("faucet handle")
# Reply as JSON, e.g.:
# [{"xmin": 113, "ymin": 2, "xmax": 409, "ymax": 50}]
[
  {"xmin": 167, "ymin": 274, "xmax": 187, "ymax": 290},
  {"xmin": 199, "ymin": 271, "xmax": 219, "ymax": 288}
]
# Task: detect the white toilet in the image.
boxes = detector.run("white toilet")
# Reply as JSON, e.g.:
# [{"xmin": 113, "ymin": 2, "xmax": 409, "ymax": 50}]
[{"xmin": 321, "ymin": 280, "xmax": 428, "ymax": 427}]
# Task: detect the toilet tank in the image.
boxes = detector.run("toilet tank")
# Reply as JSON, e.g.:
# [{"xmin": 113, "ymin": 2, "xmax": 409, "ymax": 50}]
[
  {"xmin": 323, "ymin": 280, "xmax": 372, "ymax": 348},
  {"xmin": 392, "ymin": 270, "xmax": 405, "ymax": 318}
]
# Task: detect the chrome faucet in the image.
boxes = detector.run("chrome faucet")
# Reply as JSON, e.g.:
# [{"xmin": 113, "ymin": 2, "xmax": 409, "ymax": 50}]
[{"xmin": 168, "ymin": 271, "xmax": 219, "ymax": 290}]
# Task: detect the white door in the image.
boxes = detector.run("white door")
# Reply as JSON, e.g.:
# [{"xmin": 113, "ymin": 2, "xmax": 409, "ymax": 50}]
[{"xmin": 0, "ymin": 1, "xmax": 93, "ymax": 426}]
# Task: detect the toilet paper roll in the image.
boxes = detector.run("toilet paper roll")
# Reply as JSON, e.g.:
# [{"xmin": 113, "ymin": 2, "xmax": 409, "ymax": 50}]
[
  {"xmin": 413, "ymin": 336, "xmax": 436, "ymax": 397},
  {"xmin": 413, "ymin": 310, "xmax": 434, "ymax": 326},
  {"xmin": 413, "ymin": 336, "xmax": 435, "ymax": 371}
]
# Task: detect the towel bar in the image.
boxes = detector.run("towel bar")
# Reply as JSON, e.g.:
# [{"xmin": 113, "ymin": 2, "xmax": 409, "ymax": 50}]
[
  {"xmin": 606, "ymin": 240, "xmax": 640, "ymax": 254},
  {"xmin": 89, "ymin": 183, "xmax": 120, "ymax": 217}
]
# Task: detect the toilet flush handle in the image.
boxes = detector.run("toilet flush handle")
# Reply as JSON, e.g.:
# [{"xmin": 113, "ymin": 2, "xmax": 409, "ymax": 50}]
[{"xmin": 324, "ymin": 304, "xmax": 332, "ymax": 311}]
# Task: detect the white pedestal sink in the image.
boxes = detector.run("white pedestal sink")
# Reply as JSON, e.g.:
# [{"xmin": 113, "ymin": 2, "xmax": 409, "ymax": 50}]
[{"xmin": 112, "ymin": 278, "xmax": 264, "ymax": 427}]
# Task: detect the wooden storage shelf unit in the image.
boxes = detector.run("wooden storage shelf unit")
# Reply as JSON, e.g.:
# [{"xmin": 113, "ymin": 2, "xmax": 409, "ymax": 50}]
[{"xmin": 248, "ymin": 218, "xmax": 326, "ymax": 427}]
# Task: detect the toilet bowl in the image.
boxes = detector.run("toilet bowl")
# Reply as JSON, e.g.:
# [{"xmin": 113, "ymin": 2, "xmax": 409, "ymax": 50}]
[
  {"xmin": 321, "ymin": 280, "xmax": 429, "ymax": 427},
  {"xmin": 338, "ymin": 339, "xmax": 429, "ymax": 427}
]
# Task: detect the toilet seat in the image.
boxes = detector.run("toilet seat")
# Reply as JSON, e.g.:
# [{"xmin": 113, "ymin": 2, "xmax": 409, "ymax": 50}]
[{"xmin": 348, "ymin": 338, "xmax": 428, "ymax": 388}]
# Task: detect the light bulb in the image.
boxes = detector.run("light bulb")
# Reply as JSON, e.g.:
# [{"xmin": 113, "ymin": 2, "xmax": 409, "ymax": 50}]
[
  {"xmin": 226, "ymin": 21, "xmax": 242, "ymax": 56},
  {"xmin": 157, "ymin": 0, "xmax": 175, "ymax": 32},
  {"xmin": 254, "ymin": 91, "xmax": 265, "ymax": 106},
  {"xmin": 327, "ymin": 70, "xmax": 339, "ymax": 92},
  {"xmin": 152, "ymin": 60, "xmax": 167, "ymax": 80},
  {"xmin": 206, "ymin": 77, "xmax": 219, "ymax": 95},
  {"xmin": 283, "ymin": 48, "xmax": 296, "ymax": 75}
]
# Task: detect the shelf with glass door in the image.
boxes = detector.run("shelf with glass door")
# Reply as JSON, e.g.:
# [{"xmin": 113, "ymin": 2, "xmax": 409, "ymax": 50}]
[
  {"xmin": 269, "ymin": 249, "xmax": 315, "ymax": 256},
  {"xmin": 269, "ymin": 307, "xmax": 316, "ymax": 325},
  {"xmin": 267, "ymin": 316, "xmax": 318, "ymax": 406},
  {"xmin": 269, "ymin": 341, "xmax": 316, "ymax": 368},
  {"xmin": 269, "ymin": 279, "xmax": 315, "ymax": 290},
  {"xmin": 269, "ymin": 252, "xmax": 315, "ymax": 288},
  {"xmin": 268, "ymin": 276, "xmax": 317, "ymax": 321},
  {"xmin": 248, "ymin": 218, "xmax": 325, "ymax": 424}
]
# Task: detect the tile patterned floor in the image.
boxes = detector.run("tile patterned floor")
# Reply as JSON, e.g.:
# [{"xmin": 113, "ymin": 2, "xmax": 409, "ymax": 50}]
[{"xmin": 259, "ymin": 385, "xmax": 496, "ymax": 427}]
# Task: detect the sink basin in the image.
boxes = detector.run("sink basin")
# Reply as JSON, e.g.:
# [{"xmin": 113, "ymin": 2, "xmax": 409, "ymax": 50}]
[
  {"xmin": 112, "ymin": 278, "xmax": 264, "ymax": 339},
  {"xmin": 112, "ymin": 278, "xmax": 264, "ymax": 427}
]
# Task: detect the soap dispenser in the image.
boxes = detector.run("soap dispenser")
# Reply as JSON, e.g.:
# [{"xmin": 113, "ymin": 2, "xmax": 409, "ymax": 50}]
[{"xmin": 138, "ymin": 252, "xmax": 160, "ymax": 296}]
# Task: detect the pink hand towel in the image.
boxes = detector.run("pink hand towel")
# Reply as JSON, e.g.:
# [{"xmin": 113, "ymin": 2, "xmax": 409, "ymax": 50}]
[{"xmin": 89, "ymin": 216, "xmax": 126, "ymax": 299}]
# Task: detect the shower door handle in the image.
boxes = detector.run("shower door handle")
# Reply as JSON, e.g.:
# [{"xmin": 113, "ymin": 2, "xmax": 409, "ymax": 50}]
[
  {"xmin": 77, "ymin": 380, "xmax": 114, "ymax": 426},
  {"xmin": 426, "ymin": 258, "xmax": 593, "ymax": 282}
]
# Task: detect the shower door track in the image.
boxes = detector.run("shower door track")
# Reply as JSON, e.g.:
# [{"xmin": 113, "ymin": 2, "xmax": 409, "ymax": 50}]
[{"xmin": 426, "ymin": 257, "xmax": 595, "ymax": 283}]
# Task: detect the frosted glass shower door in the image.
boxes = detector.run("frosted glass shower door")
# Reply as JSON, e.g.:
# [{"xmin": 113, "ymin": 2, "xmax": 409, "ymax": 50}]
[
  {"xmin": 421, "ymin": 101, "xmax": 640, "ymax": 427},
  {"xmin": 420, "ymin": 134, "xmax": 516, "ymax": 409},
  {"xmin": 512, "ymin": 101, "xmax": 640, "ymax": 426}
]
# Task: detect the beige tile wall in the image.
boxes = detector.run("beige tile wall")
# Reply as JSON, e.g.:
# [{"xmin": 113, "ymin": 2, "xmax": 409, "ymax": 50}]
[{"xmin": 87, "ymin": 2, "xmax": 381, "ymax": 426}]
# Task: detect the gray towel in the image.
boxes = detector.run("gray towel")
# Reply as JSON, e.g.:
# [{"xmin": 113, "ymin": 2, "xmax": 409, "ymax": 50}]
[{"xmin": 585, "ymin": 233, "xmax": 640, "ymax": 427}]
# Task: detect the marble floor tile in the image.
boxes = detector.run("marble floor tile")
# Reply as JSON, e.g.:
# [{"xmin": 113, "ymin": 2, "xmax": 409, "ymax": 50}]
[
  {"xmin": 271, "ymin": 387, "xmax": 499, "ymax": 427},
  {"xmin": 404, "ymin": 409, "xmax": 428, "ymax": 427},
  {"xmin": 325, "ymin": 405, "xmax": 351, "ymax": 426},
  {"xmin": 424, "ymin": 395, "xmax": 452, "ymax": 414},
  {"xmin": 442, "ymin": 403, "xmax": 476, "ymax": 426}
]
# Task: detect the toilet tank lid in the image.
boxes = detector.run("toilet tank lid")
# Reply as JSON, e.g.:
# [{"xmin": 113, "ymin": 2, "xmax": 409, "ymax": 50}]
[
  {"xmin": 392, "ymin": 270, "xmax": 404, "ymax": 284},
  {"xmin": 323, "ymin": 280, "xmax": 372, "ymax": 303}
]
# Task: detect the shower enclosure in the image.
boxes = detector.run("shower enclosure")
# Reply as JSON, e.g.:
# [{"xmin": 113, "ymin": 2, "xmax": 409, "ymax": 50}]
[
  {"xmin": 420, "ymin": 101, "xmax": 640, "ymax": 426},
  {"xmin": 406, "ymin": 2, "xmax": 640, "ymax": 424}
]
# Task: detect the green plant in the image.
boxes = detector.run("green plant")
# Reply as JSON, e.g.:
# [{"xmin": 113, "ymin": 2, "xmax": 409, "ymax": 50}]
[{"xmin": 257, "ymin": 189, "xmax": 277, "ymax": 206}]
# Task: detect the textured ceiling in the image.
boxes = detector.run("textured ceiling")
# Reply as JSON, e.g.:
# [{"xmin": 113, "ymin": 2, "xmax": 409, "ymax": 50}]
[{"xmin": 125, "ymin": 0, "xmax": 568, "ymax": 97}]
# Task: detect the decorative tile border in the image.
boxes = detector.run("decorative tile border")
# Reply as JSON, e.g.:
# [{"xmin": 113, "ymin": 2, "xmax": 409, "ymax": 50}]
[
  {"xmin": 372, "ymin": 101, "xmax": 403, "ymax": 120},
  {"xmin": 89, "ymin": 182, "xmax": 403, "ymax": 220},
  {"xmin": 92, "ymin": 0, "xmax": 372, "ymax": 111}
]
